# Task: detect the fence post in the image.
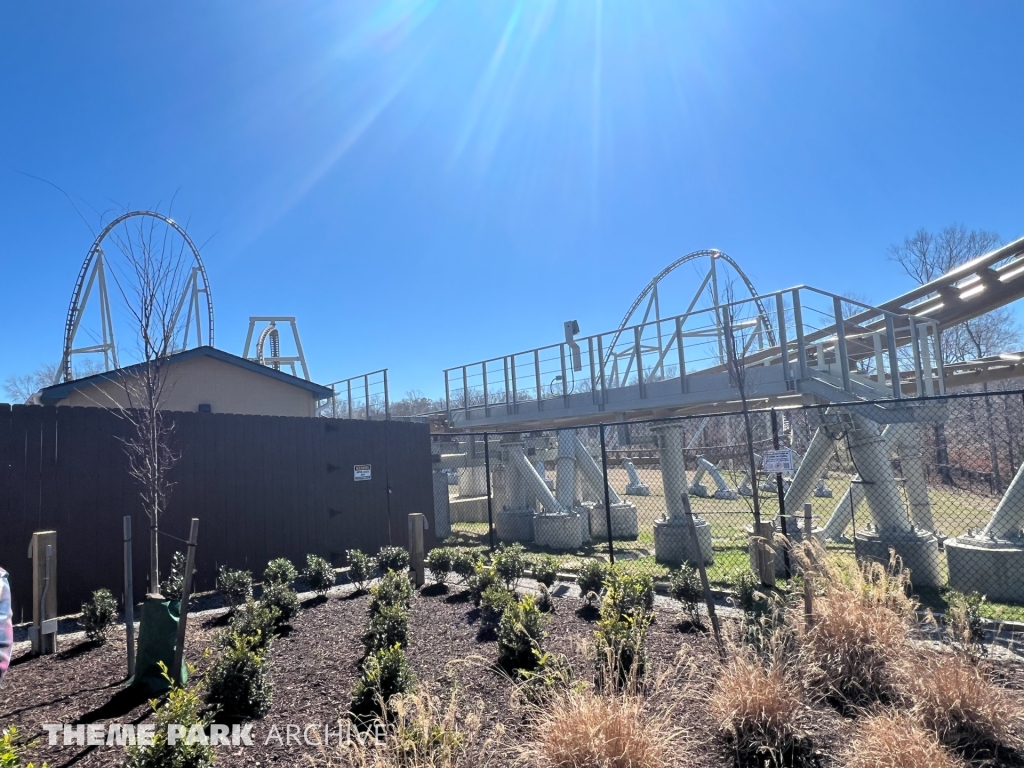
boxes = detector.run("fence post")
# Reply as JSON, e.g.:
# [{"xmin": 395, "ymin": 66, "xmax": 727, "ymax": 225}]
[
  {"xmin": 803, "ymin": 503, "xmax": 814, "ymax": 628},
  {"xmin": 484, "ymin": 433, "xmax": 495, "ymax": 551},
  {"xmin": 123, "ymin": 516, "xmax": 135, "ymax": 679},
  {"xmin": 171, "ymin": 518, "xmax": 199, "ymax": 686},
  {"xmin": 408, "ymin": 513, "xmax": 426, "ymax": 588},
  {"xmin": 599, "ymin": 423, "xmax": 615, "ymax": 565},
  {"xmin": 770, "ymin": 409, "xmax": 792, "ymax": 579}
]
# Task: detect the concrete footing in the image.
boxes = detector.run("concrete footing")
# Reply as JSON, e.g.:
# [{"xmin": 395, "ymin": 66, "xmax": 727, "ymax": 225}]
[
  {"xmin": 534, "ymin": 512, "xmax": 587, "ymax": 550},
  {"xmin": 689, "ymin": 483, "xmax": 709, "ymax": 498},
  {"xmin": 945, "ymin": 535, "xmax": 1024, "ymax": 603},
  {"xmin": 625, "ymin": 483, "xmax": 650, "ymax": 496},
  {"xmin": 654, "ymin": 516, "xmax": 714, "ymax": 566},
  {"xmin": 854, "ymin": 528, "xmax": 943, "ymax": 588},
  {"xmin": 495, "ymin": 508, "xmax": 534, "ymax": 543},
  {"xmin": 588, "ymin": 502, "xmax": 640, "ymax": 540}
]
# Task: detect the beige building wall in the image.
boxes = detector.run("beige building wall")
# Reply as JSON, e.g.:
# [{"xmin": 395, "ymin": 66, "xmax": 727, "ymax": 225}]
[{"xmin": 57, "ymin": 355, "xmax": 319, "ymax": 417}]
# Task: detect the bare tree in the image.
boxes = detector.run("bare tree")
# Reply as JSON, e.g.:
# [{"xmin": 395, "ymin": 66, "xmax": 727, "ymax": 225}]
[
  {"xmin": 889, "ymin": 225, "xmax": 1021, "ymax": 487},
  {"xmin": 3, "ymin": 360, "xmax": 102, "ymax": 403}
]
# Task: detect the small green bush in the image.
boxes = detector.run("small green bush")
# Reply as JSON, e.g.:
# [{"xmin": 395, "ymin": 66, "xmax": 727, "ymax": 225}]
[
  {"xmin": 361, "ymin": 603, "xmax": 410, "ymax": 655},
  {"xmin": 80, "ymin": 588, "xmax": 118, "ymax": 644},
  {"xmin": 946, "ymin": 589, "xmax": 987, "ymax": 658},
  {"xmin": 593, "ymin": 610, "xmax": 650, "ymax": 690},
  {"xmin": 369, "ymin": 569, "xmax": 413, "ymax": 615},
  {"xmin": 536, "ymin": 583, "xmax": 555, "ymax": 613},
  {"xmin": 576, "ymin": 560, "xmax": 608, "ymax": 605},
  {"xmin": 260, "ymin": 582, "xmax": 300, "ymax": 627},
  {"xmin": 347, "ymin": 549, "xmax": 376, "ymax": 593},
  {"xmin": 376, "ymin": 546, "xmax": 410, "ymax": 574},
  {"xmin": 205, "ymin": 632, "xmax": 273, "ymax": 719},
  {"xmin": 349, "ymin": 644, "xmax": 415, "ymax": 724},
  {"xmin": 263, "ymin": 557, "xmax": 297, "ymax": 587},
  {"xmin": 217, "ymin": 567, "xmax": 253, "ymax": 611},
  {"xmin": 227, "ymin": 598, "xmax": 280, "ymax": 649},
  {"xmin": 669, "ymin": 564, "xmax": 704, "ymax": 628},
  {"xmin": 426, "ymin": 547, "xmax": 454, "ymax": 585},
  {"xmin": 601, "ymin": 568, "xmax": 654, "ymax": 621},
  {"xmin": 125, "ymin": 664, "xmax": 214, "ymax": 768},
  {"xmin": 303, "ymin": 554, "xmax": 335, "ymax": 597},
  {"xmin": 497, "ymin": 595, "xmax": 546, "ymax": 670},
  {"xmin": 531, "ymin": 554, "xmax": 560, "ymax": 587},
  {"xmin": 479, "ymin": 584, "xmax": 516, "ymax": 630},
  {"xmin": 492, "ymin": 543, "xmax": 527, "ymax": 590},
  {"xmin": 451, "ymin": 549, "xmax": 479, "ymax": 583},
  {"xmin": 469, "ymin": 564, "xmax": 502, "ymax": 606},
  {"xmin": 2, "ymin": 725, "xmax": 48, "ymax": 768},
  {"xmin": 160, "ymin": 551, "xmax": 191, "ymax": 601}
]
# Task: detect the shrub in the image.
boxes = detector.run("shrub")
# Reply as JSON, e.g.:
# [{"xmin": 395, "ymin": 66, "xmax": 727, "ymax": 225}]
[
  {"xmin": 901, "ymin": 651, "xmax": 1021, "ymax": 752},
  {"xmin": 217, "ymin": 567, "xmax": 253, "ymax": 611},
  {"xmin": 125, "ymin": 663, "xmax": 214, "ymax": 768},
  {"xmin": 797, "ymin": 554, "xmax": 915, "ymax": 708},
  {"xmin": 377, "ymin": 546, "xmax": 410, "ymax": 574},
  {"xmin": 946, "ymin": 590, "xmax": 987, "ymax": 659},
  {"xmin": 369, "ymin": 570, "xmax": 413, "ymax": 616},
  {"xmin": 1, "ymin": 725, "xmax": 48, "ymax": 768},
  {"xmin": 842, "ymin": 712, "xmax": 963, "ymax": 768},
  {"xmin": 361, "ymin": 603, "xmax": 410, "ymax": 655},
  {"xmin": 592, "ymin": 611, "xmax": 650, "ymax": 692},
  {"xmin": 227, "ymin": 598, "xmax": 280, "ymax": 649},
  {"xmin": 497, "ymin": 595, "xmax": 545, "ymax": 670},
  {"xmin": 479, "ymin": 584, "xmax": 516, "ymax": 630},
  {"xmin": 601, "ymin": 568, "xmax": 654, "ymax": 621},
  {"xmin": 518, "ymin": 689, "xmax": 674, "ymax": 768},
  {"xmin": 205, "ymin": 631, "xmax": 273, "ymax": 720},
  {"xmin": 669, "ymin": 565, "xmax": 704, "ymax": 628},
  {"xmin": 347, "ymin": 549, "xmax": 376, "ymax": 593},
  {"xmin": 576, "ymin": 560, "xmax": 607, "ymax": 605},
  {"xmin": 709, "ymin": 650, "xmax": 802, "ymax": 759},
  {"xmin": 80, "ymin": 588, "xmax": 118, "ymax": 644},
  {"xmin": 263, "ymin": 557, "xmax": 297, "ymax": 587},
  {"xmin": 536, "ymin": 583, "xmax": 554, "ymax": 613},
  {"xmin": 468, "ymin": 564, "xmax": 502, "ymax": 606},
  {"xmin": 531, "ymin": 554, "xmax": 560, "ymax": 588},
  {"xmin": 303, "ymin": 554, "xmax": 335, "ymax": 597},
  {"xmin": 492, "ymin": 543, "xmax": 527, "ymax": 590},
  {"xmin": 426, "ymin": 547, "xmax": 454, "ymax": 586},
  {"xmin": 260, "ymin": 582, "xmax": 300, "ymax": 627},
  {"xmin": 451, "ymin": 549, "xmax": 479, "ymax": 583},
  {"xmin": 349, "ymin": 644, "xmax": 415, "ymax": 724},
  {"xmin": 160, "ymin": 551, "xmax": 190, "ymax": 601}
]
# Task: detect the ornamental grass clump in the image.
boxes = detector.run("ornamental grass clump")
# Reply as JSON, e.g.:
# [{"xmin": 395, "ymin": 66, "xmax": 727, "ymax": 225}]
[
  {"xmin": 795, "ymin": 550, "xmax": 915, "ymax": 709},
  {"xmin": 842, "ymin": 711, "xmax": 963, "ymax": 768},
  {"xmin": 708, "ymin": 648, "xmax": 803, "ymax": 762},
  {"xmin": 899, "ymin": 650, "xmax": 1022, "ymax": 754},
  {"xmin": 80, "ymin": 588, "xmax": 118, "ymax": 644}
]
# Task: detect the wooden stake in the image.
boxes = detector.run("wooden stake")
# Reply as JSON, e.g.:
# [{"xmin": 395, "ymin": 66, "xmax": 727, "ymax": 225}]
[
  {"xmin": 408, "ymin": 513, "xmax": 426, "ymax": 588},
  {"xmin": 124, "ymin": 516, "xmax": 135, "ymax": 678},
  {"xmin": 171, "ymin": 518, "xmax": 199, "ymax": 685},
  {"xmin": 803, "ymin": 503, "xmax": 814, "ymax": 629},
  {"xmin": 682, "ymin": 496, "xmax": 726, "ymax": 661}
]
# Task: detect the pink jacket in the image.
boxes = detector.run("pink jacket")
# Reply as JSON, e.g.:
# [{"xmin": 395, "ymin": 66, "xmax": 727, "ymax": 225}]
[{"xmin": 0, "ymin": 568, "xmax": 12, "ymax": 685}]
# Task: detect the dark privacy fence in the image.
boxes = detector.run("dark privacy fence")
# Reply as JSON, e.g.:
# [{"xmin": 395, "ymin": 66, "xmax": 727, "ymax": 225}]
[
  {"xmin": 0, "ymin": 404, "xmax": 435, "ymax": 618},
  {"xmin": 434, "ymin": 389, "xmax": 1024, "ymax": 622}
]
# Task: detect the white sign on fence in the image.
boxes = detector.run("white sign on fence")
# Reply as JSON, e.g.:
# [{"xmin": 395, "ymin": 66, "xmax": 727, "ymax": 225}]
[
  {"xmin": 354, "ymin": 464, "xmax": 372, "ymax": 481},
  {"xmin": 761, "ymin": 449, "xmax": 795, "ymax": 474}
]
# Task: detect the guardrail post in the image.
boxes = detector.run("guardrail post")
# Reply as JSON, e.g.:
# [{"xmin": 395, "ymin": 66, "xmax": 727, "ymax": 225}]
[
  {"xmin": 908, "ymin": 317, "xmax": 924, "ymax": 397},
  {"xmin": 633, "ymin": 326, "xmax": 644, "ymax": 397},
  {"xmin": 885, "ymin": 314, "xmax": 901, "ymax": 399},
  {"xmin": 775, "ymin": 292, "xmax": 789, "ymax": 386},
  {"xmin": 588, "ymin": 337, "xmax": 598, "ymax": 406},
  {"xmin": 484, "ymin": 434, "xmax": 495, "ymax": 551},
  {"xmin": 511, "ymin": 356, "xmax": 519, "ymax": 413},
  {"xmin": 482, "ymin": 362, "xmax": 489, "ymax": 417},
  {"xmin": 534, "ymin": 349, "xmax": 543, "ymax": 411},
  {"xmin": 560, "ymin": 343, "xmax": 569, "ymax": 408},
  {"xmin": 503, "ymin": 358, "xmax": 512, "ymax": 415},
  {"xmin": 383, "ymin": 369, "xmax": 390, "ymax": 420},
  {"xmin": 597, "ymin": 335, "xmax": 607, "ymax": 409},
  {"xmin": 364, "ymin": 374, "xmax": 371, "ymax": 420},
  {"xmin": 676, "ymin": 316, "xmax": 687, "ymax": 393},
  {"xmin": 793, "ymin": 289, "xmax": 808, "ymax": 379},
  {"xmin": 444, "ymin": 370, "xmax": 451, "ymax": 420},
  {"xmin": 833, "ymin": 296, "xmax": 851, "ymax": 393}
]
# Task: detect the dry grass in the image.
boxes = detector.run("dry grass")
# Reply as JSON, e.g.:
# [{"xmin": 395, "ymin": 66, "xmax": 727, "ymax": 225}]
[
  {"xmin": 312, "ymin": 689, "xmax": 489, "ymax": 768},
  {"xmin": 795, "ymin": 547, "xmax": 916, "ymax": 708},
  {"xmin": 708, "ymin": 648, "xmax": 804, "ymax": 762},
  {"xmin": 517, "ymin": 688, "xmax": 678, "ymax": 768},
  {"xmin": 899, "ymin": 650, "xmax": 1023, "ymax": 754},
  {"xmin": 842, "ymin": 711, "xmax": 964, "ymax": 768}
]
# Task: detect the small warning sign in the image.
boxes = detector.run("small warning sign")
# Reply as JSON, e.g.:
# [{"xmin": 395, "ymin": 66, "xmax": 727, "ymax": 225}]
[
  {"xmin": 762, "ymin": 449, "xmax": 795, "ymax": 474},
  {"xmin": 354, "ymin": 464, "xmax": 372, "ymax": 481}
]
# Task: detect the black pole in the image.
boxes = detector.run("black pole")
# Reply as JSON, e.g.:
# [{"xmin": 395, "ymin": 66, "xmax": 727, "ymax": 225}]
[
  {"xmin": 771, "ymin": 409, "xmax": 792, "ymax": 579},
  {"xmin": 599, "ymin": 424, "xmax": 615, "ymax": 565},
  {"xmin": 483, "ymin": 433, "xmax": 495, "ymax": 551}
]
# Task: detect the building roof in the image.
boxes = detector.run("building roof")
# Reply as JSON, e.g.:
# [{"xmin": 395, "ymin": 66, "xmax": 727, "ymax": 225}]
[{"xmin": 38, "ymin": 346, "xmax": 334, "ymax": 405}]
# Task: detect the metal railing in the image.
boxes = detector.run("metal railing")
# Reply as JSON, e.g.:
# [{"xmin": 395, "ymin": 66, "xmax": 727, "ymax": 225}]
[{"xmin": 319, "ymin": 368, "xmax": 390, "ymax": 420}]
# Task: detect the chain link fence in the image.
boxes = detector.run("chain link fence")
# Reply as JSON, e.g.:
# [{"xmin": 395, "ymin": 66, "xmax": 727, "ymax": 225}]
[{"xmin": 431, "ymin": 389, "xmax": 1024, "ymax": 623}]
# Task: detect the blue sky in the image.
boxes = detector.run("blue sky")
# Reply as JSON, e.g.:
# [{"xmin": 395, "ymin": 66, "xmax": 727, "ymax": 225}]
[{"xmin": 2, "ymin": 1, "xmax": 1023, "ymax": 400}]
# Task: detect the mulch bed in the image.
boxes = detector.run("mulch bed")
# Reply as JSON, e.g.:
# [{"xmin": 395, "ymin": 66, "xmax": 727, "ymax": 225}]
[{"xmin": 3, "ymin": 581, "xmax": 1023, "ymax": 767}]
